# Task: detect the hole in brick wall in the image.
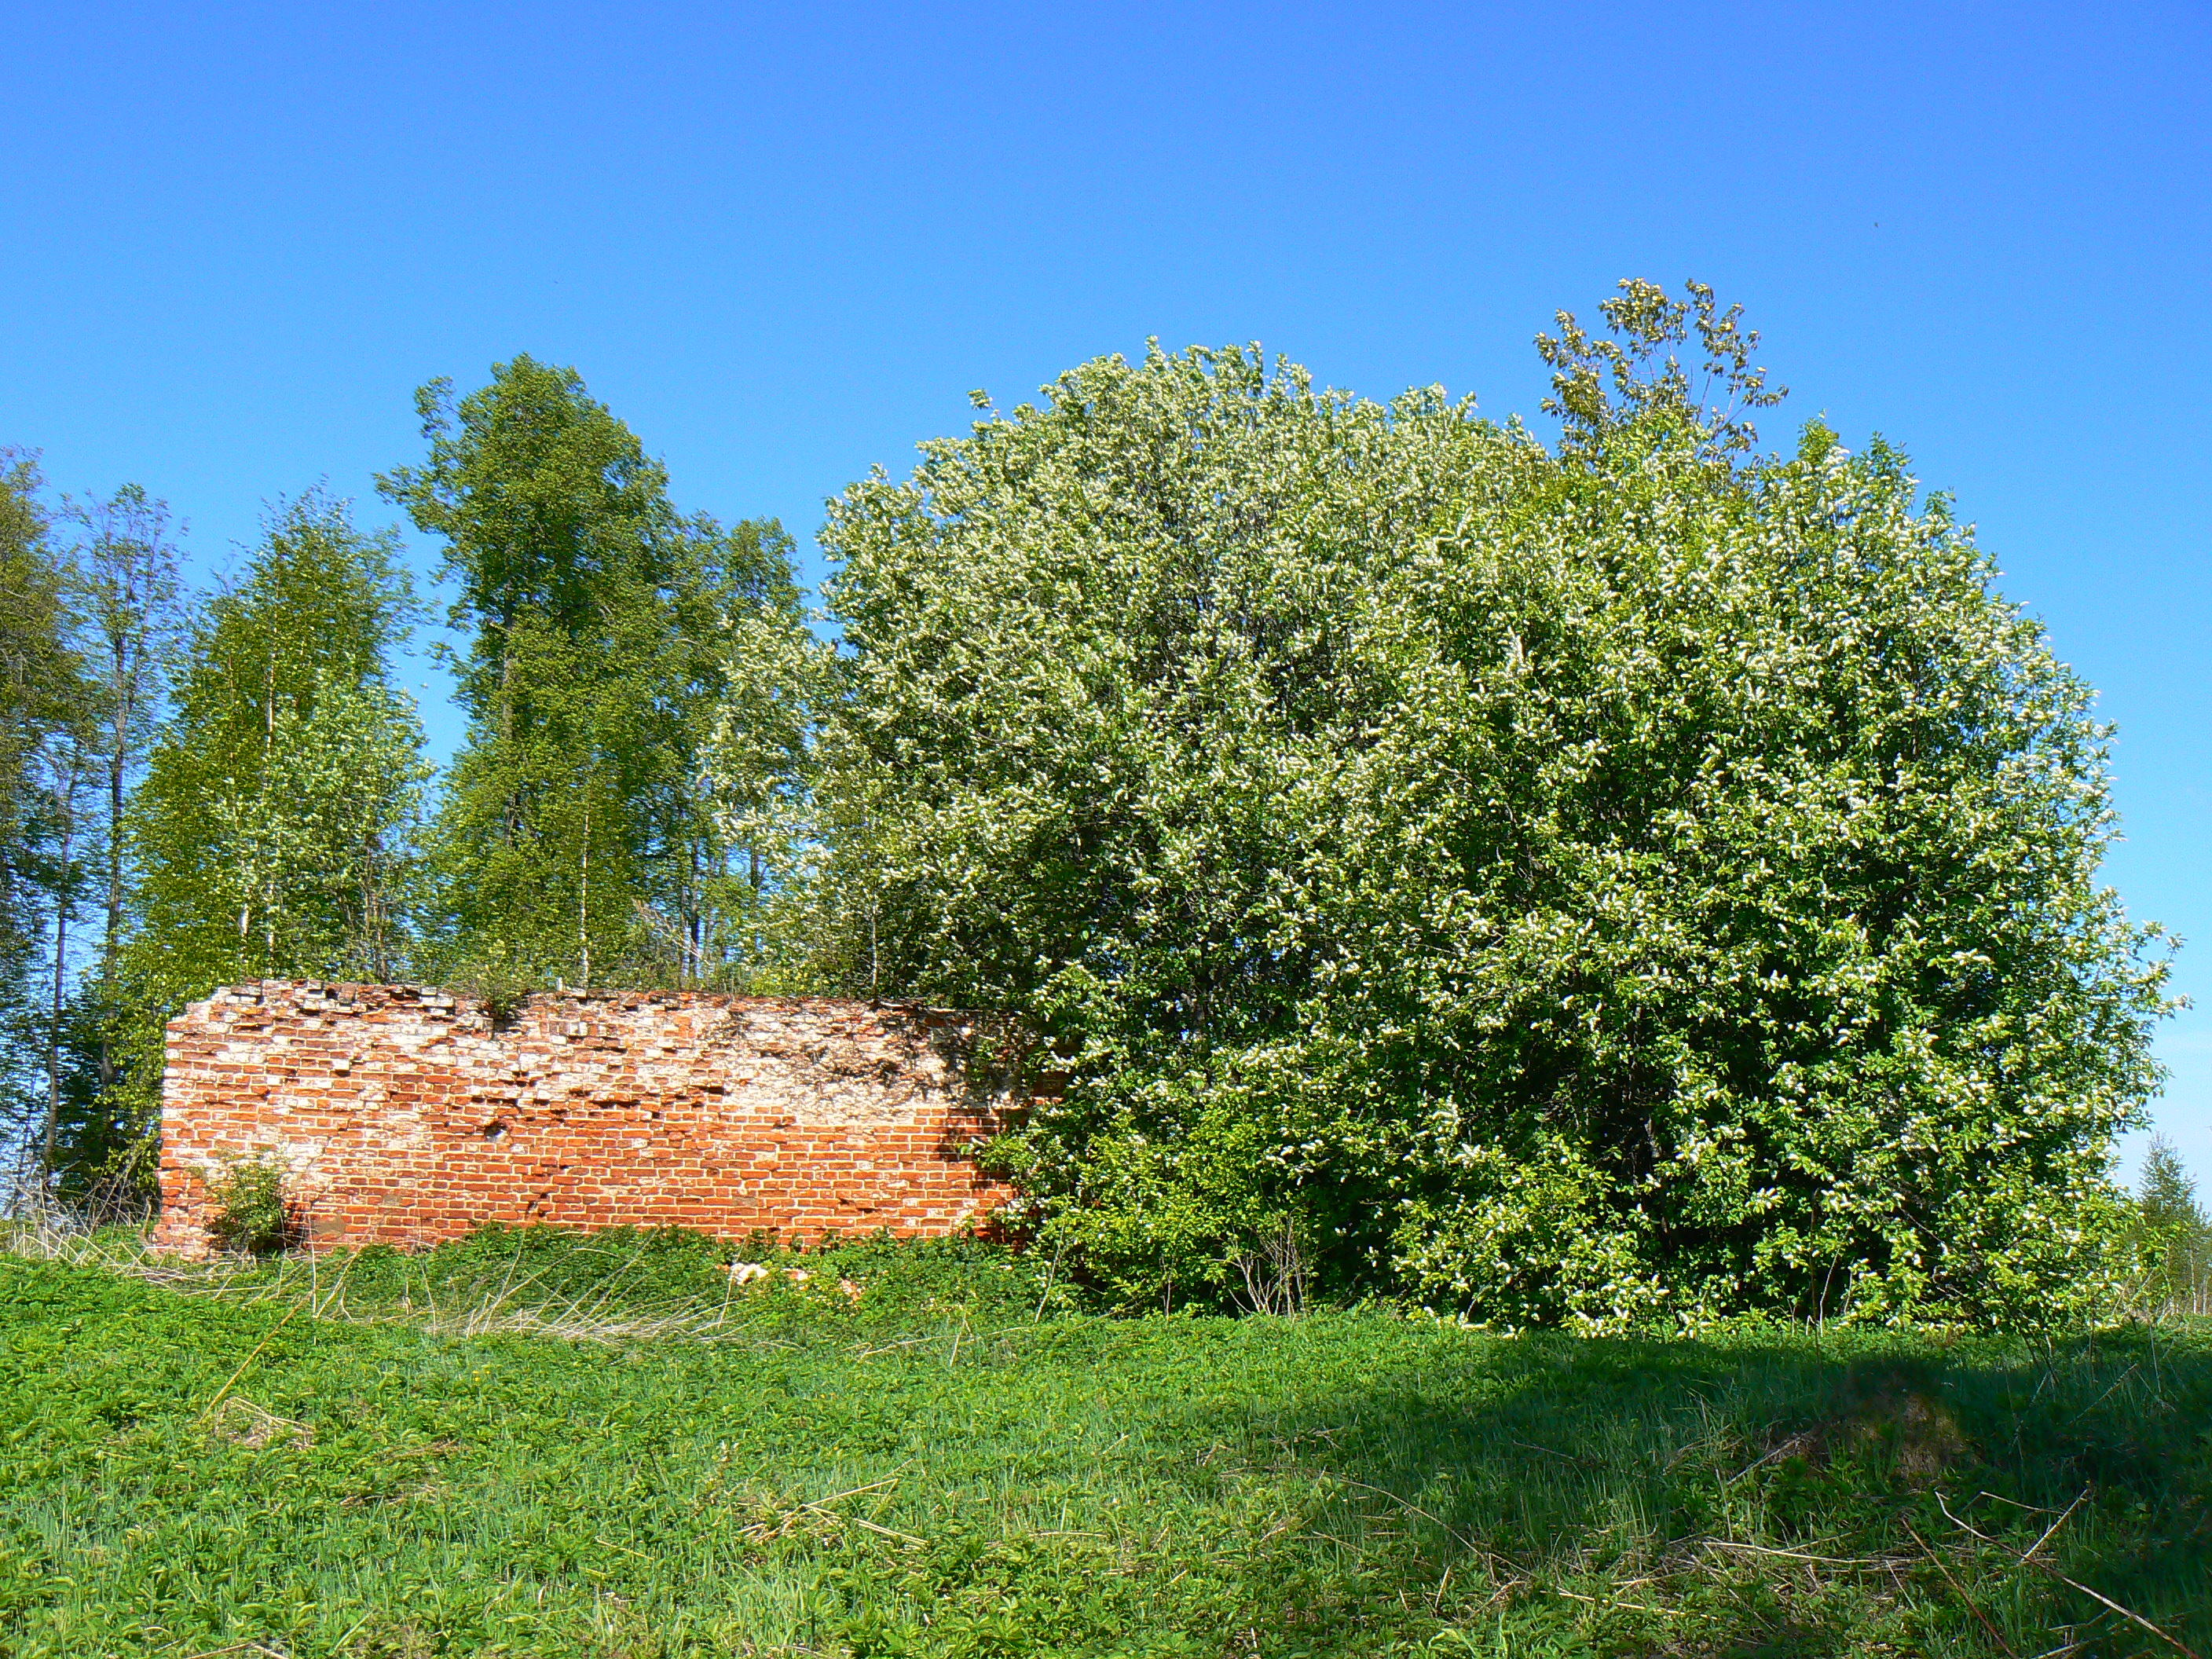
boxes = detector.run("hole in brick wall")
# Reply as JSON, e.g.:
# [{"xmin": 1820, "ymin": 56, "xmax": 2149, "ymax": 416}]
[{"xmin": 482, "ymin": 1122, "xmax": 509, "ymax": 1142}]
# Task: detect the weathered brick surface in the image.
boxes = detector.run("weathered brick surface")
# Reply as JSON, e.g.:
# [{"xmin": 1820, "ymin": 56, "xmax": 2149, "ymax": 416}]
[{"xmin": 150, "ymin": 980, "xmax": 1023, "ymax": 1258}]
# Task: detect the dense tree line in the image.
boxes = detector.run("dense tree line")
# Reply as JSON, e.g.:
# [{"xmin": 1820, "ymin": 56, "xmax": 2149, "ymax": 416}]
[
  {"xmin": 1, "ymin": 362, "xmax": 808, "ymax": 1206},
  {"xmin": 0, "ymin": 287, "xmax": 2189, "ymax": 1328}
]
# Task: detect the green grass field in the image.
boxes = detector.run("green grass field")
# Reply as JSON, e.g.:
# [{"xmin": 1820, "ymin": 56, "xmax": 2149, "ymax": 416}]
[{"xmin": 3, "ymin": 1229, "xmax": 2208, "ymax": 1657}]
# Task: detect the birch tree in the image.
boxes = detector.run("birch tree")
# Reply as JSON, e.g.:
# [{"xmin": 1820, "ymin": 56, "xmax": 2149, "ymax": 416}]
[
  {"xmin": 0, "ymin": 452, "xmax": 93, "ymax": 1188},
  {"xmin": 379, "ymin": 357, "xmax": 803, "ymax": 988},
  {"xmin": 48, "ymin": 485, "xmax": 185, "ymax": 1191},
  {"xmin": 106, "ymin": 493, "xmax": 428, "ymax": 1172}
]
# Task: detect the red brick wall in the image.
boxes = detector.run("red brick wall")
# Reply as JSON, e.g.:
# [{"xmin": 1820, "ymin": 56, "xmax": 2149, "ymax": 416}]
[{"xmin": 150, "ymin": 981, "xmax": 1024, "ymax": 1258}]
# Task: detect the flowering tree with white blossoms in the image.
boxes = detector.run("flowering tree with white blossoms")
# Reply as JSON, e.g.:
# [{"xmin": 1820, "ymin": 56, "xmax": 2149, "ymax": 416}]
[{"xmin": 808, "ymin": 284, "xmax": 2176, "ymax": 1329}]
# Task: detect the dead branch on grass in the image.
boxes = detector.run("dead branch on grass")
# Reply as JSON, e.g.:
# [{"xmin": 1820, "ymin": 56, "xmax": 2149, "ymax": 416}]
[{"xmin": 1936, "ymin": 1492, "xmax": 2202, "ymax": 1659}]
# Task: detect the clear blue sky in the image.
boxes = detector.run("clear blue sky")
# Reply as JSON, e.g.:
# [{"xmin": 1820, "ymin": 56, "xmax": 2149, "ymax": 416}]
[{"xmin": 5, "ymin": 2, "xmax": 2207, "ymax": 1182}]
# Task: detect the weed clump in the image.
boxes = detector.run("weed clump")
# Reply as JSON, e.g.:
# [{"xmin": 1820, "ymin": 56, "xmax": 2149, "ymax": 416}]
[
  {"xmin": 203, "ymin": 1157, "xmax": 292, "ymax": 1255},
  {"xmin": 448, "ymin": 962, "xmax": 540, "ymax": 1030}
]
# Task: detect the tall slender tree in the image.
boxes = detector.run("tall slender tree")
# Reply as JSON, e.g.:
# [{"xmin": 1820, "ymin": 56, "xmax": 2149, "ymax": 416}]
[
  {"xmin": 701, "ymin": 593, "xmax": 833, "ymax": 987},
  {"xmin": 378, "ymin": 357, "xmax": 800, "ymax": 987},
  {"xmin": 2134, "ymin": 1138, "xmax": 2211, "ymax": 1316},
  {"xmin": 0, "ymin": 452, "xmax": 92, "ymax": 1186},
  {"xmin": 56, "ymin": 485, "xmax": 183, "ymax": 1141},
  {"xmin": 91, "ymin": 493, "xmax": 429, "ymax": 1183}
]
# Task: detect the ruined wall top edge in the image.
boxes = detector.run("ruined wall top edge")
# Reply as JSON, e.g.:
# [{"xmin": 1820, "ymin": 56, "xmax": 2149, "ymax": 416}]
[{"xmin": 173, "ymin": 980, "xmax": 993, "ymax": 1026}]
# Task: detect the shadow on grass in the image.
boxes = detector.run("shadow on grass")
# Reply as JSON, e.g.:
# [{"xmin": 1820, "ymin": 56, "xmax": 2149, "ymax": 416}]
[{"xmin": 1196, "ymin": 1322, "xmax": 2212, "ymax": 1657}]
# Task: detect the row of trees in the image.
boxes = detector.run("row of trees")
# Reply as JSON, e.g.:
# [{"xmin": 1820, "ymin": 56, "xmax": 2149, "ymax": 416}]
[
  {"xmin": 2, "ymin": 358, "xmax": 810, "ymax": 1203},
  {"xmin": 1, "ymin": 285, "xmax": 2186, "ymax": 1328}
]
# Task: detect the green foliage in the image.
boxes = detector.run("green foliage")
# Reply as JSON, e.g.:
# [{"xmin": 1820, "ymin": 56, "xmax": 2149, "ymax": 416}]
[
  {"xmin": 0, "ymin": 451, "xmax": 88, "ymax": 1159},
  {"xmin": 34, "ymin": 994, "xmax": 134, "ymax": 1206},
  {"xmin": 43, "ymin": 483, "xmax": 185, "ymax": 1200},
  {"xmin": 3, "ymin": 1243, "xmax": 2210, "ymax": 1655},
  {"xmin": 377, "ymin": 357, "xmax": 808, "ymax": 991},
  {"xmin": 125, "ymin": 489, "xmax": 427, "ymax": 989},
  {"xmin": 202, "ymin": 1156, "xmax": 291, "ymax": 1254},
  {"xmin": 107, "ymin": 490, "xmax": 427, "ymax": 1169},
  {"xmin": 446, "ymin": 960, "xmax": 540, "ymax": 1030},
  {"xmin": 1534, "ymin": 276, "xmax": 1787, "ymax": 460},
  {"xmin": 68, "ymin": 492, "xmax": 428, "ymax": 1196},
  {"xmin": 811, "ymin": 284, "xmax": 2174, "ymax": 1330},
  {"xmin": 2131, "ymin": 1137, "xmax": 2212, "ymax": 1317},
  {"xmin": 701, "ymin": 591, "xmax": 838, "ymax": 991}
]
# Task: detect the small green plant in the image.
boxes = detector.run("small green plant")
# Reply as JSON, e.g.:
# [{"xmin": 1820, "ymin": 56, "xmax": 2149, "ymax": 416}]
[
  {"xmin": 449, "ymin": 961, "xmax": 541, "ymax": 1030},
  {"xmin": 204, "ymin": 1156, "xmax": 292, "ymax": 1254}
]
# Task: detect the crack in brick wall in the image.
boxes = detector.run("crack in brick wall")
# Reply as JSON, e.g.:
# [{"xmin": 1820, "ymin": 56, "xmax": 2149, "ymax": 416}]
[{"xmin": 151, "ymin": 980, "xmax": 1023, "ymax": 1257}]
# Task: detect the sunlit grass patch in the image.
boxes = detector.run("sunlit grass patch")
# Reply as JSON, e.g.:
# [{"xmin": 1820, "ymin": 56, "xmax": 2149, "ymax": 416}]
[{"xmin": 3, "ymin": 1231, "xmax": 2207, "ymax": 1657}]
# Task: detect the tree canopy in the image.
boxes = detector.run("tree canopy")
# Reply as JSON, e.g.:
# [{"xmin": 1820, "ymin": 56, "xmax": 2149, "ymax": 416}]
[
  {"xmin": 125, "ymin": 490, "xmax": 427, "ymax": 997},
  {"xmin": 808, "ymin": 284, "xmax": 2175, "ymax": 1329},
  {"xmin": 2, "ymin": 287, "xmax": 2188, "ymax": 1329},
  {"xmin": 378, "ymin": 356, "xmax": 804, "ymax": 988}
]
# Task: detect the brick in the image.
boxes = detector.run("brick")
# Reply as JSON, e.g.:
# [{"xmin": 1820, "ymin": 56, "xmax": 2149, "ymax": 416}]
[{"xmin": 150, "ymin": 980, "xmax": 1026, "ymax": 1258}]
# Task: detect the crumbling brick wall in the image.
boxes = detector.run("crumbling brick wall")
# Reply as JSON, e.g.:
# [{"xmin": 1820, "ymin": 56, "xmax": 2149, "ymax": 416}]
[{"xmin": 151, "ymin": 980, "xmax": 1024, "ymax": 1258}]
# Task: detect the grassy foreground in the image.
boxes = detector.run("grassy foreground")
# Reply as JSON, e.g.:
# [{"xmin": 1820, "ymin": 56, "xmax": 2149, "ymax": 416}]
[{"xmin": 2, "ymin": 1230, "xmax": 2209, "ymax": 1657}]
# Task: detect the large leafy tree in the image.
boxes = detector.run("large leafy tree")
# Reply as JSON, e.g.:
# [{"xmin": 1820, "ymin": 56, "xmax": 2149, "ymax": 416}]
[
  {"xmin": 129, "ymin": 491, "xmax": 427, "ymax": 983},
  {"xmin": 812, "ymin": 284, "xmax": 2174, "ymax": 1329},
  {"xmin": 378, "ymin": 356, "xmax": 802, "ymax": 987}
]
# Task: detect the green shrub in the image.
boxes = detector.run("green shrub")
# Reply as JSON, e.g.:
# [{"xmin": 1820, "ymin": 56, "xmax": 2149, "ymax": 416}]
[
  {"xmin": 2130, "ymin": 1138, "xmax": 2212, "ymax": 1317},
  {"xmin": 203, "ymin": 1157, "xmax": 292, "ymax": 1254},
  {"xmin": 447, "ymin": 959, "xmax": 542, "ymax": 1029}
]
